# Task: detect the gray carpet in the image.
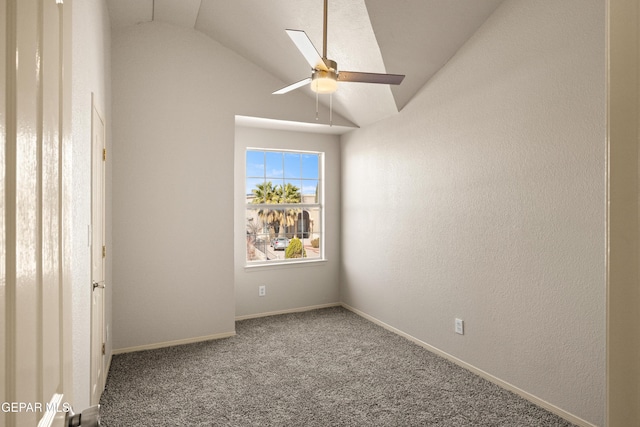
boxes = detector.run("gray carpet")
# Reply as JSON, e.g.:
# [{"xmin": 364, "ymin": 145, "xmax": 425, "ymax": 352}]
[{"xmin": 99, "ymin": 307, "xmax": 576, "ymax": 426}]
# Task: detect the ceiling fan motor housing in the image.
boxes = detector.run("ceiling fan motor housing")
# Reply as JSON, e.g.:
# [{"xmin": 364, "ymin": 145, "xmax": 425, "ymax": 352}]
[{"xmin": 311, "ymin": 59, "xmax": 338, "ymax": 93}]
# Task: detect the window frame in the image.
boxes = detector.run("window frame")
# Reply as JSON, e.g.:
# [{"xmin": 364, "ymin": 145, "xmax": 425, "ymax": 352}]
[{"xmin": 244, "ymin": 148, "xmax": 325, "ymax": 267}]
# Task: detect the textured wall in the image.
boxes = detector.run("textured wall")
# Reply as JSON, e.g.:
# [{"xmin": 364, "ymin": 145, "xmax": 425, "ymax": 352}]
[
  {"xmin": 340, "ymin": 1, "xmax": 605, "ymax": 424},
  {"xmin": 111, "ymin": 22, "xmax": 342, "ymax": 350},
  {"xmin": 234, "ymin": 126, "xmax": 341, "ymax": 318},
  {"xmin": 71, "ymin": 0, "xmax": 112, "ymax": 412}
]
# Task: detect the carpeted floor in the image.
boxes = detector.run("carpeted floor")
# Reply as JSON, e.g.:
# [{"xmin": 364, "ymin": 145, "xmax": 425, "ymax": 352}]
[{"xmin": 99, "ymin": 307, "xmax": 576, "ymax": 426}]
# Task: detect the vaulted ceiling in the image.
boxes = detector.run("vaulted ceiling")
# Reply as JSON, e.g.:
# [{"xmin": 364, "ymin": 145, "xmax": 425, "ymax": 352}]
[{"xmin": 106, "ymin": 0, "xmax": 504, "ymax": 128}]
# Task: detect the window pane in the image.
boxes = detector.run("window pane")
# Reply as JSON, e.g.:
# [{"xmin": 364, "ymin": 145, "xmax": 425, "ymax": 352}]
[
  {"xmin": 245, "ymin": 210, "xmax": 262, "ymax": 231},
  {"xmin": 304, "ymin": 236, "xmax": 321, "ymax": 259},
  {"xmin": 246, "ymin": 178, "xmax": 265, "ymax": 200},
  {"xmin": 284, "ymin": 153, "xmax": 301, "ymax": 179},
  {"xmin": 246, "ymin": 150, "xmax": 264, "ymax": 178},
  {"xmin": 300, "ymin": 180, "xmax": 318, "ymax": 202},
  {"xmin": 247, "ymin": 180, "xmax": 283, "ymax": 204},
  {"xmin": 246, "ymin": 207, "xmax": 322, "ymax": 262},
  {"xmin": 246, "ymin": 232, "xmax": 270, "ymax": 262},
  {"xmin": 299, "ymin": 208, "xmax": 321, "ymax": 259},
  {"xmin": 304, "ymin": 207, "xmax": 322, "ymax": 234},
  {"xmin": 268, "ymin": 208, "xmax": 286, "ymax": 236},
  {"xmin": 284, "ymin": 179, "xmax": 302, "ymax": 203},
  {"xmin": 272, "ymin": 180, "xmax": 285, "ymax": 201},
  {"xmin": 302, "ymin": 154, "xmax": 319, "ymax": 179},
  {"xmin": 265, "ymin": 152, "xmax": 283, "ymax": 179}
]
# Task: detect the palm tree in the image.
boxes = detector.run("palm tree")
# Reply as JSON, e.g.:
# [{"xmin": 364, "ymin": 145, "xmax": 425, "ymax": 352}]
[
  {"xmin": 251, "ymin": 181, "xmax": 277, "ymax": 204},
  {"xmin": 251, "ymin": 181, "xmax": 301, "ymax": 236},
  {"xmin": 251, "ymin": 181, "xmax": 279, "ymax": 234},
  {"xmin": 276, "ymin": 182, "xmax": 302, "ymax": 236},
  {"xmin": 278, "ymin": 182, "xmax": 302, "ymax": 203},
  {"xmin": 276, "ymin": 183, "xmax": 302, "ymax": 235}
]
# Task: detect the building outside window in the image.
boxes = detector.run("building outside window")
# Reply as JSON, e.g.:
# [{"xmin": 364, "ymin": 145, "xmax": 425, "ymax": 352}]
[{"xmin": 245, "ymin": 149, "xmax": 323, "ymax": 264}]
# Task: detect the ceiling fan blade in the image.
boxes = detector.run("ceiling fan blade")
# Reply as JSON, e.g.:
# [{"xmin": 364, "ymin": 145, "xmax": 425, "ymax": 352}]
[
  {"xmin": 338, "ymin": 71, "xmax": 405, "ymax": 85},
  {"xmin": 272, "ymin": 77, "xmax": 312, "ymax": 95},
  {"xmin": 285, "ymin": 29, "xmax": 329, "ymax": 71}
]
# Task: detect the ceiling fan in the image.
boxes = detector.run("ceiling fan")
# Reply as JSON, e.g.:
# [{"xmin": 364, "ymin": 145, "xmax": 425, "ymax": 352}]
[{"xmin": 273, "ymin": 0, "xmax": 405, "ymax": 96}]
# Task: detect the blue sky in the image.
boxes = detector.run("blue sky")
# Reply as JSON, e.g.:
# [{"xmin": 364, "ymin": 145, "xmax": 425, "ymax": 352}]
[{"xmin": 246, "ymin": 150, "xmax": 319, "ymax": 197}]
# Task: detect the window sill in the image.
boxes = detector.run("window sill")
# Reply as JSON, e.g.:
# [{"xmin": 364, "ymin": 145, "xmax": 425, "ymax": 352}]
[{"xmin": 244, "ymin": 259, "xmax": 328, "ymax": 271}]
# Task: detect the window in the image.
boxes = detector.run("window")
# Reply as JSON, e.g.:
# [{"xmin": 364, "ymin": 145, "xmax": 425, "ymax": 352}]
[{"xmin": 245, "ymin": 149, "xmax": 323, "ymax": 264}]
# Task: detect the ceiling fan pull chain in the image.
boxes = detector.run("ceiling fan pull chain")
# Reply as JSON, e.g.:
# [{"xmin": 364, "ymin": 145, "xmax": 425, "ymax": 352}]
[
  {"xmin": 315, "ymin": 90, "xmax": 319, "ymax": 121},
  {"xmin": 329, "ymin": 92, "xmax": 333, "ymax": 126}
]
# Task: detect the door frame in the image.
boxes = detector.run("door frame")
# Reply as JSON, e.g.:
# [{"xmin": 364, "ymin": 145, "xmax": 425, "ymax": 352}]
[
  {"xmin": 90, "ymin": 94, "xmax": 107, "ymax": 405},
  {"xmin": 606, "ymin": 0, "xmax": 640, "ymax": 425},
  {"xmin": 2, "ymin": 0, "xmax": 74, "ymax": 426}
]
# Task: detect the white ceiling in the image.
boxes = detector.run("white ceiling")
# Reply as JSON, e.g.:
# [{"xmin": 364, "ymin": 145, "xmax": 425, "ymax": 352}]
[{"xmin": 106, "ymin": 0, "xmax": 504, "ymax": 128}]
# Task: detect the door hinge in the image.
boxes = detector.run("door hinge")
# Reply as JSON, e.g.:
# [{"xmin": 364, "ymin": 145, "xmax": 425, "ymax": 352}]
[
  {"xmin": 102, "ymin": 245, "xmax": 106, "ymax": 258},
  {"xmin": 103, "ymin": 148, "xmax": 107, "ymax": 161},
  {"xmin": 102, "ymin": 343, "xmax": 106, "ymax": 355}
]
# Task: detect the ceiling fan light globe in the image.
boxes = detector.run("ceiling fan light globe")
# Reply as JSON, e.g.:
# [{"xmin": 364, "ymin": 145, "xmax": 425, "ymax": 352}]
[
  {"xmin": 311, "ymin": 76, "xmax": 338, "ymax": 94},
  {"xmin": 311, "ymin": 67, "xmax": 338, "ymax": 94}
]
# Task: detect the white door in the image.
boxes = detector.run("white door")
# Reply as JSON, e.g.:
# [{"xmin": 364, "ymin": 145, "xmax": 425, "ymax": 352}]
[
  {"xmin": 1, "ymin": 0, "xmax": 74, "ymax": 427},
  {"xmin": 90, "ymin": 98, "xmax": 106, "ymax": 405}
]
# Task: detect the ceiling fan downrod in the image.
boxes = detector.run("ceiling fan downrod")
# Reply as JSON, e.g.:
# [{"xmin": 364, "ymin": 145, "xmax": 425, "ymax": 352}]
[{"xmin": 322, "ymin": 0, "xmax": 328, "ymax": 59}]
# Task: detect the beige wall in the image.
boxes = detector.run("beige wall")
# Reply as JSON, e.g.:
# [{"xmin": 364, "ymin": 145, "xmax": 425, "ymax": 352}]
[
  {"xmin": 341, "ymin": 1, "xmax": 606, "ymax": 425},
  {"xmin": 110, "ymin": 22, "xmax": 342, "ymax": 351}
]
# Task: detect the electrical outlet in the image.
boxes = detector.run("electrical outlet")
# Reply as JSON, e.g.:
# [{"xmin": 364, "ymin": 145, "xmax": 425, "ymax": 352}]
[
  {"xmin": 455, "ymin": 318, "xmax": 464, "ymax": 335},
  {"xmin": 259, "ymin": 285, "xmax": 266, "ymax": 297}
]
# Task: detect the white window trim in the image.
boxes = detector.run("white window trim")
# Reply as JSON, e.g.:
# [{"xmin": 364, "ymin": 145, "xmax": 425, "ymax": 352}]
[{"xmin": 244, "ymin": 148, "xmax": 325, "ymax": 267}]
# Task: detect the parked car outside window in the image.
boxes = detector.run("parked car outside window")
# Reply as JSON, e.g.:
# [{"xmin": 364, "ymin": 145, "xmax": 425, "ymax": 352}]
[{"xmin": 273, "ymin": 237, "xmax": 289, "ymax": 251}]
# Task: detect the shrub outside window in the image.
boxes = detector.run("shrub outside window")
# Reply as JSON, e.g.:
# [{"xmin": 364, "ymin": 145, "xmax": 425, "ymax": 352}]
[{"xmin": 245, "ymin": 149, "xmax": 323, "ymax": 264}]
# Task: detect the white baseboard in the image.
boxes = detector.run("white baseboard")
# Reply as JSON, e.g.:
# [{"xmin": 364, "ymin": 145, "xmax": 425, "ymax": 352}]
[
  {"xmin": 112, "ymin": 331, "xmax": 236, "ymax": 355},
  {"xmin": 105, "ymin": 352, "xmax": 112, "ymax": 375},
  {"xmin": 340, "ymin": 303, "xmax": 597, "ymax": 427},
  {"xmin": 235, "ymin": 302, "xmax": 342, "ymax": 321},
  {"xmin": 104, "ymin": 352, "xmax": 112, "ymax": 388},
  {"xmin": 113, "ymin": 304, "xmax": 340, "ymax": 354}
]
